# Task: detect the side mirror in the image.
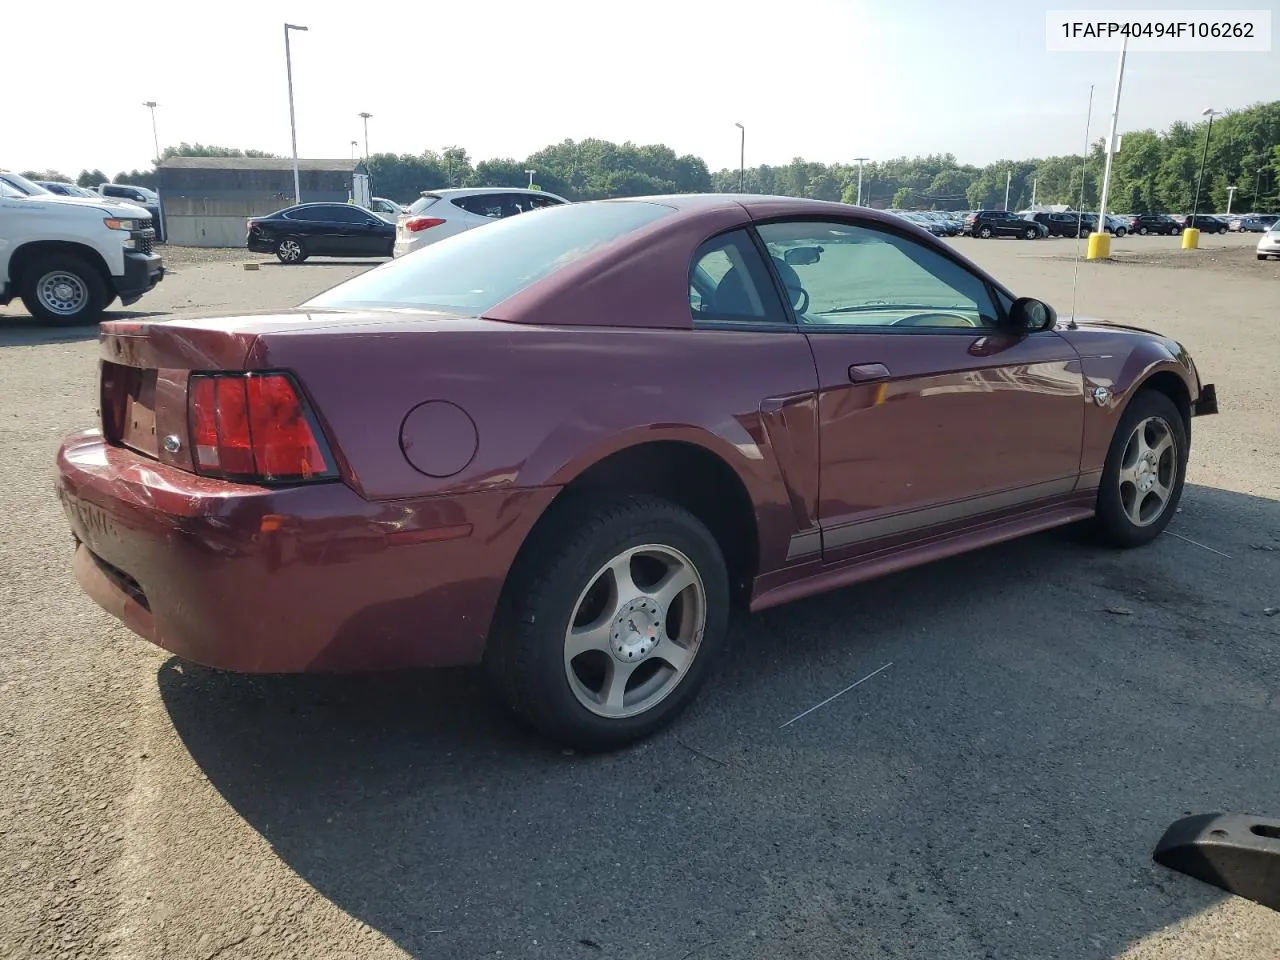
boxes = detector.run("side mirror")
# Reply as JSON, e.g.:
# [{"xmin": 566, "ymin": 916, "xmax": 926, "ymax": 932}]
[
  {"xmin": 1008, "ymin": 296, "xmax": 1057, "ymax": 333},
  {"xmin": 784, "ymin": 246, "xmax": 823, "ymax": 266}
]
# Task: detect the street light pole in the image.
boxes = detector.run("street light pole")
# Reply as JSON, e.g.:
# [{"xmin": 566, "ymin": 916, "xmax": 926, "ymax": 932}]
[
  {"xmin": 357, "ymin": 112, "xmax": 372, "ymax": 159},
  {"xmin": 851, "ymin": 157, "xmax": 869, "ymax": 205},
  {"xmin": 142, "ymin": 101, "xmax": 160, "ymax": 165},
  {"xmin": 350, "ymin": 140, "xmax": 358, "ymax": 162},
  {"xmin": 1004, "ymin": 168, "xmax": 1012, "ymax": 210},
  {"xmin": 734, "ymin": 123, "xmax": 745, "ymax": 191},
  {"xmin": 526, "ymin": 169, "xmax": 535, "ymax": 188},
  {"xmin": 1190, "ymin": 108, "xmax": 1218, "ymax": 227},
  {"xmin": 284, "ymin": 22, "xmax": 308, "ymax": 205},
  {"xmin": 1226, "ymin": 185, "xmax": 1237, "ymax": 214}
]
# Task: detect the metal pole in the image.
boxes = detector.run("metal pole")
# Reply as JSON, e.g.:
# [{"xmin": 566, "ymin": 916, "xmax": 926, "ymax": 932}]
[
  {"xmin": 1096, "ymin": 35, "xmax": 1128, "ymax": 231},
  {"xmin": 1031, "ymin": 177, "xmax": 1037, "ymax": 206},
  {"xmin": 851, "ymin": 157, "xmax": 868, "ymax": 206},
  {"xmin": 358, "ymin": 112, "xmax": 372, "ymax": 159},
  {"xmin": 1191, "ymin": 113, "xmax": 1215, "ymax": 226},
  {"xmin": 284, "ymin": 23, "xmax": 307, "ymax": 205},
  {"xmin": 1252, "ymin": 168, "xmax": 1262, "ymax": 210},
  {"xmin": 1226, "ymin": 185, "xmax": 1236, "ymax": 214},
  {"xmin": 143, "ymin": 102, "xmax": 160, "ymax": 164},
  {"xmin": 735, "ymin": 123, "xmax": 745, "ymax": 191},
  {"xmin": 526, "ymin": 169, "xmax": 535, "ymax": 188},
  {"xmin": 1004, "ymin": 169, "xmax": 1012, "ymax": 210}
]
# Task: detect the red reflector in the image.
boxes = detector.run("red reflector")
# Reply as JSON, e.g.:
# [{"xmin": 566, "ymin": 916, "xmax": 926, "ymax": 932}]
[
  {"xmin": 405, "ymin": 217, "xmax": 446, "ymax": 232},
  {"xmin": 188, "ymin": 373, "xmax": 334, "ymax": 483}
]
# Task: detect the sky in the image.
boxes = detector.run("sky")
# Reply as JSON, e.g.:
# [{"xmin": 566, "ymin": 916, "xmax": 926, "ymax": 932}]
[{"xmin": 4, "ymin": 0, "xmax": 1277, "ymax": 179}]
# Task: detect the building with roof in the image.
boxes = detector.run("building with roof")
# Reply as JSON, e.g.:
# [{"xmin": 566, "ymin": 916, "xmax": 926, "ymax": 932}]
[{"xmin": 156, "ymin": 156, "xmax": 361, "ymax": 247}]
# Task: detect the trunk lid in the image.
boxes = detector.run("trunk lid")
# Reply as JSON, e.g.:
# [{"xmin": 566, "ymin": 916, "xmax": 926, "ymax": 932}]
[{"xmin": 97, "ymin": 310, "xmax": 487, "ymax": 471}]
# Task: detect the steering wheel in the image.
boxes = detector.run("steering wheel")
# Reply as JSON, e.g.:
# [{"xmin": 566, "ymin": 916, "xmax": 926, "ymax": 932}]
[
  {"xmin": 891, "ymin": 312, "xmax": 977, "ymax": 328},
  {"xmin": 771, "ymin": 255, "xmax": 810, "ymax": 316}
]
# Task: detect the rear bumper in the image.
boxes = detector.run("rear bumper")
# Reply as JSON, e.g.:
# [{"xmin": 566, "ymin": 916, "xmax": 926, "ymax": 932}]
[
  {"xmin": 247, "ymin": 234, "xmax": 275, "ymax": 254},
  {"xmin": 55, "ymin": 429, "xmax": 558, "ymax": 673},
  {"xmin": 113, "ymin": 252, "xmax": 164, "ymax": 306}
]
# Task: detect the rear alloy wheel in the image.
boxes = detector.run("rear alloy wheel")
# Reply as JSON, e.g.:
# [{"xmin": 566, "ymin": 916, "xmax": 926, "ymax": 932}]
[
  {"xmin": 1094, "ymin": 390, "xmax": 1187, "ymax": 548},
  {"xmin": 1138, "ymin": 226, "xmax": 1149, "ymax": 235},
  {"xmin": 276, "ymin": 238, "xmax": 307, "ymax": 264},
  {"xmin": 978, "ymin": 225, "xmax": 993, "ymax": 238},
  {"xmin": 19, "ymin": 254, "xmax": 108, "ymax": 326},
  {"xmin": 486, "ymin": 495, "xmax": 729, "ymax": 751}
]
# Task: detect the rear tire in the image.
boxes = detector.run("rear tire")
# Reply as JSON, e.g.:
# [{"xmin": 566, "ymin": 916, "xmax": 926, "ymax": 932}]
[
  {"xmin": 275, "ymin": 238, "xmax": 307, "ymax": 264},
  {"xmin": 19, "ymin": 254, "xmax": 108, "ymax": 326},
  {"xmin": 485, "ymin": 494, "xmax": 730, "ymax": 751},
  {"xmin": 1093, "ymin": 390, "xmax": 1188, "ymax": 548}
]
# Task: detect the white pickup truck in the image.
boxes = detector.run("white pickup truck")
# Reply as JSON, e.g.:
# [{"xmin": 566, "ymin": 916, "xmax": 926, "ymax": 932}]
[{"xmin": 0, "ymin": 171, "xmax": 164, "ymax": 325}]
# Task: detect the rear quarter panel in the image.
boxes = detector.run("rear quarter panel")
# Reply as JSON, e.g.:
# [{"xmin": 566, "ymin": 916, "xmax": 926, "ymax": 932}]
[{"xmin": 252, "ymin": 321, "xmax": 821, "ymax": 577}]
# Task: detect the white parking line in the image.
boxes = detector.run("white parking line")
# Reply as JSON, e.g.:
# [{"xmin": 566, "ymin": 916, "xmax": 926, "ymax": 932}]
[{"xmin": 779, "ymin": 662, "xmax": 894, "ymax": 729}]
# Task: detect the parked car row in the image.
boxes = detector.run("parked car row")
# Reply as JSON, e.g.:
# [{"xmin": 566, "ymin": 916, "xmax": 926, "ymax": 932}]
[{"xmin": 246, "ymin": 187, "xmax": 570, "ymax": 264}]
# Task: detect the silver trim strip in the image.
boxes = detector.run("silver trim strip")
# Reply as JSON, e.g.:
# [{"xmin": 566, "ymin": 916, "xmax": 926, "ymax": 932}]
[{"xmin": 824, "ymin": 476, "xmax": 1080, "ymax": 550}]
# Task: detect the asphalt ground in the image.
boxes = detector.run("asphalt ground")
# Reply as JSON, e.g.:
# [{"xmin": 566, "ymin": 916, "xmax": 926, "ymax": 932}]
[{"xmin": 1, "ymin": 231, "xmax": 1277, "ymax": 960}]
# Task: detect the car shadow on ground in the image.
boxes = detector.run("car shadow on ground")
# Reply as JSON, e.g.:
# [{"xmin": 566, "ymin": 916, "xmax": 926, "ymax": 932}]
[
  {"xmin": 258, "ymin": 259, "xmax": 389, "ymax": 268},
  {"xmin": 159, "ymin": 482, "xmax": 1280, "ymax": 959}
]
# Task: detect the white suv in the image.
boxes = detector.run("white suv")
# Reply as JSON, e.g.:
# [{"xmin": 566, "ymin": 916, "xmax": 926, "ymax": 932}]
[{"xmin": 393, "ymin": 187, "xmax": 568, "ymax": 257}]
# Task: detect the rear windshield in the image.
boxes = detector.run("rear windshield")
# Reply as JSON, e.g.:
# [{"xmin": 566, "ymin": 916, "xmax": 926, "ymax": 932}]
[
  {"xmin": 304, "ymin": 200, "xmax": 674, "ymax": 315},
  {"xmin": 407, "ymin": 194, "xmax": 441, "ymax": 215}
]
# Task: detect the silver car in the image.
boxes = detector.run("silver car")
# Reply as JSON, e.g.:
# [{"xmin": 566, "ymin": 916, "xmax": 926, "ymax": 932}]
[
  {"xmin": 393, "ymin": 187, "xmax": 569, "ymax": 257},
  {"xmin": 1257, "ymin": 223, "xmax": 1280, "ymax": 260}
]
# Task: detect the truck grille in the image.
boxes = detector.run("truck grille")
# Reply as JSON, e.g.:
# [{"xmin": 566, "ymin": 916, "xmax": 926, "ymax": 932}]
[{"xmin": 131, "ymin": 227, "xmax": 156, "ymax": 256}]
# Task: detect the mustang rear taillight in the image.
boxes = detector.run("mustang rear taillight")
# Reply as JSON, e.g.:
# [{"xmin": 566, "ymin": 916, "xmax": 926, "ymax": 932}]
[
  {"xmin": 405, "ymin": 216, "xmax": 446, "ymax": 232},
  {"xmin": 188, "ymin": 373, "xmax": 335, "ymax": 483}
]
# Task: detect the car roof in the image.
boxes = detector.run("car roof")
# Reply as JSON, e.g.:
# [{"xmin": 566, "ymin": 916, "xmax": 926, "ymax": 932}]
[{"xmin": 425, "ymin": 186, "xmax": 568, "ymax": 200}]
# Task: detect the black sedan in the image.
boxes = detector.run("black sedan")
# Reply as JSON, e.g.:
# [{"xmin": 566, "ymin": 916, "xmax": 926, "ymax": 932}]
[{"xmin": 246, "ymin": 202, "xmax": 396, "ymax": 264}]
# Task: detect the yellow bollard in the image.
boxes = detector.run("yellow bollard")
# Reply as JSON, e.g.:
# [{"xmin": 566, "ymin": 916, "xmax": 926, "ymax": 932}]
[
  {"xmin": 1182, "ymin": 227, "xmax": 1200, "ymax": 249},
  {"xmin": 1086, "ymin": 231, "xmax": 1111, "ymax": 260}
]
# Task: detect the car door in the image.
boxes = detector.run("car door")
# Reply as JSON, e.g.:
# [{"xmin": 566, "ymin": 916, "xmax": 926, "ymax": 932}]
[
  {"xmin": 317, "ymin": 204, "xmax": 373, "ymax": 256},
  {"xmin": 281, "ymin": 206, "xmax": 331, "ymax": 253},
  {"xmin": 753, "ymin": 218, "xmax": 1086, "ymax": 565}
]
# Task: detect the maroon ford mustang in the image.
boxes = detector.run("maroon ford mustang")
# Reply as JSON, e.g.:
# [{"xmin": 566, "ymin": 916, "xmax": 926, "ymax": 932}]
[{"xmin": 55, "ymin": 194, "xmax": 1218, "ymax": 749}]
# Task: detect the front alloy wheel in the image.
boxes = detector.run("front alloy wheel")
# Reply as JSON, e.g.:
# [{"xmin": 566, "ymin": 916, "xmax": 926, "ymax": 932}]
[{"xmin": 1094, "ymin": 390, "xmax": 1187, "ymax": 547}]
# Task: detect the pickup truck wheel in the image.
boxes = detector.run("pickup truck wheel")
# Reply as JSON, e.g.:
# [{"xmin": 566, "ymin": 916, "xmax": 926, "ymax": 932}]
[
  {"xmin": 276, "ymin": 238, "xmax": 307, "ymax": 264},
  {"xmin": 486, "ymin": 494, "xmax": 729, "ymax": 751},
  {"xmin": 1093, "ymin": 390, "xmax": 1187, "ymax": 548},
  {"xmin": 19, "ymin": 255, "xmax": 108, "ymax": 326}
]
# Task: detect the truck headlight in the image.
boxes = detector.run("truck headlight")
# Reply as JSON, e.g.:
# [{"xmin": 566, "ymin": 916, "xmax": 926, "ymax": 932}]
[{"xmin": 104, "ymin": 218, "xmax": 137, "ymax": 231}]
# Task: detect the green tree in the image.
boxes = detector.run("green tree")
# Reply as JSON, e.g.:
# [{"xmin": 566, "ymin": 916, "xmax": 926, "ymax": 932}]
[{"xmin": 76, "ymin": 169, "xmax": 109, "ymax": 188}]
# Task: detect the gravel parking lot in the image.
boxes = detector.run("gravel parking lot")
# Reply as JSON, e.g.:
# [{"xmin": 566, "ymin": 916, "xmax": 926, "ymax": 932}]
[{"xmin": 2, "ymin": 232, "xmax": 1278, "ymax": 960}]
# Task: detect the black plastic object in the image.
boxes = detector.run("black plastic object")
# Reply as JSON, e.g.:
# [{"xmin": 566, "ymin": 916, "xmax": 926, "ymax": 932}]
[{"xmin": 1153, "ymin": 812, "xmax": 1280, "ymax": 912}]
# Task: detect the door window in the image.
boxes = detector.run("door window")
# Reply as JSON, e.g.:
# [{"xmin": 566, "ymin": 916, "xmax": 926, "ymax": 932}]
[
  {"xmin": 323, "ymin": 205, "xmax": 368, "ymax": 224},
  {"xmin": 453, "ymin": 194, "xmax": 506, "ymax": 219},
  {"xmin": 755, "ymin": 220, "xmax": 999, "ymax": 330},
  {"xmin": 688, "ymin": 229, "xmax": 787, "ymax": 325}
]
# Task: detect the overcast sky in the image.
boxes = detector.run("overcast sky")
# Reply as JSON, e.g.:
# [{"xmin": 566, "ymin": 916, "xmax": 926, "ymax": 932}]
[{"xmin": 5, "ymin": 0, "xmax": 1277, "ymax": 178}]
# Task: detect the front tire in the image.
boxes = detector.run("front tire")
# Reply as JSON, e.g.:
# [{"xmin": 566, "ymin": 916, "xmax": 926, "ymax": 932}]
[
  {"xmin": 486, "ymin": 495, "xmax": 730, "ymax": 751},
  {"xmin": 19, "ymin": 254, "xmax": 109, "ymax": 326},
  {"xmin": 1024, "ymin": 227, "xmax": 1038, "ymax": 240},
  {"xmin": 1094, "ymin": 390, "xmax": 1188, "ymax": 548},
  {"xmin": 978, "ymin": 225, "xmax": 993, "ymax": 238},
  {"xmin": 1114, "ymin": 227, "xmax": 1127, "ymax": 238}
]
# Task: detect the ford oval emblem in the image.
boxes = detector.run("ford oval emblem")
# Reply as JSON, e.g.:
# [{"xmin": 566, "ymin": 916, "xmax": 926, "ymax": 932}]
[{"xmin": 162, "ymin": 434, "xmax": 182, "ymax": 454}]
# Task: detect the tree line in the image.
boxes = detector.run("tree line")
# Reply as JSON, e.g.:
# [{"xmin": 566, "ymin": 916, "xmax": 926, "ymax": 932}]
[{"xmin": 23, "ymin": 100, "xmax": 1279, "ymax": 214}]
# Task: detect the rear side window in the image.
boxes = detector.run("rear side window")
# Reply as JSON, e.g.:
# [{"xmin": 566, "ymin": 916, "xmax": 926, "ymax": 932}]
[
  {"xmin": 324, "ymin": 205, "xmax": 367, "ymax": 224},
  {"xmin": 304, "ymin": 200, "xmax": 674, "ymax": 315},
  {"xmin": 454, "ymin": 194, "xmax": 506, "ymax": 218},
  {"xmin": 407, "ymin": 194, "xmax": 440, "ymax": 215},
  {"xmin": 689, "ymin": 229, "xmax": 787, "ymax": 325}
]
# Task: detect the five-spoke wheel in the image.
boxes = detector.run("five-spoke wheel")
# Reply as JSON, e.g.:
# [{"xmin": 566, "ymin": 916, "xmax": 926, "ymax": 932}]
[{"xmin": 1095, "ymin": 389, "xmax": 1187, "ymax": 547}]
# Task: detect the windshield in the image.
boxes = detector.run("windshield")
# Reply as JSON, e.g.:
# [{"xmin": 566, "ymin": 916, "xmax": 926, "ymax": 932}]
[
  {"xmin": 305, "ymin": 199, "xmax": 674, "ymax": 315},
  {"xmin": 0, "ymin": 172, "xmax": 52, "ymax": 196}
]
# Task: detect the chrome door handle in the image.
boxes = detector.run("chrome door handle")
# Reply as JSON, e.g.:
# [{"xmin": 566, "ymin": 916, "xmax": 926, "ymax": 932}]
[{"xmin": 848, "ymin": 363, "xmax": 890, "ymax": 383}]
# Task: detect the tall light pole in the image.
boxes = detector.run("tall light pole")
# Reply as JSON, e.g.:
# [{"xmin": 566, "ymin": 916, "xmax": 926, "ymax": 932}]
[
  {"xmin": 851, "ymin": 157, "xmax": 868, "ymax": 205},
  {"xmin": 1190, "ymin": 108, "xmax": 1219, "ymax": 227},
  {"xmin": 734, "ymin": 122, "xmax": 745, "ymax": 191},
  {"xmin": 1095, "ymin": 34, "xmax": 1128, "ymax": 244},
  {"xmin": 283, "ymin": 22, "xmax": 308, "ymax": 205},
  {"xmin": 142, "ymin": 101, "xmax": 160, "ymax": 165},
  {"xmin": 1004, "ymin": 168, "xmax": 1012, "ymax": 210},
  {"xmin": 357, "ymin": 112, "xmax": 372, "ymax": 160},
  {"xmin": 1226, "ymin": 185, "xmax": 1237, "ymax": 214},
  {"xmin": 526, "ymin": 169, "xmax": 536, "ymax": 188}
]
